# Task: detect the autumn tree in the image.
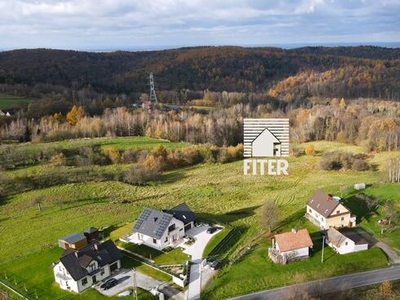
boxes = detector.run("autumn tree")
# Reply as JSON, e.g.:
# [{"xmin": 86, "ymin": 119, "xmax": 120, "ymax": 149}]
[
  {"xmin": 305, "ymin": 144, "xmax": 316, "ymax": 155},
  {"xmin": 66, "ymin": 105, "xmax": 85, "ymax": 126},
  {"xmin": 380, "ymin": 280, "xmax": 392, "ymax": 298}
]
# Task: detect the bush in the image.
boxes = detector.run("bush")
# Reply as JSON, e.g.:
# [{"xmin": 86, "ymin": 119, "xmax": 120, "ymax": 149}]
[
  {"xmin": 320, "ymin": 151, "xmax": 369, "ymax": 171},
  {"xmin": 124, "ymin": 164, "xmax": 160, "ymax": 185},
  {"xmin": 352, "ymin": 159, "xmax": 369, "ymax": 171},
  {"xmin": 305, "ymin": 144, "xmax": 316, "ymax": 155}
]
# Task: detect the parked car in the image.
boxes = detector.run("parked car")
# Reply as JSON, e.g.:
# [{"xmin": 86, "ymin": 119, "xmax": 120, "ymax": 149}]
[
  {"xmin": 210, "ymin": 260, "xmax": 222, "ymax": 270},
  {"xmin": 102, "ymin": 278, "xmax": 118, "ymax": 290},
  {"xmin": 206, "ymin": 226, "xmax": 217, "ymax": 234}
]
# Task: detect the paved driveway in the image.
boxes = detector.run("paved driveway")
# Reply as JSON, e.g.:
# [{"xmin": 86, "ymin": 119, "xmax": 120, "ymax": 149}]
[
  {"xmin": 182, "ymin": 225, "xmax": 221, "ymax": 261},
  {"xmin": 181, "ymin": 225, "xmax": 220, "ymax": 300},
  {"xmin": 94, "ymin": 268, "xmax": 162, "ymax": 297}
]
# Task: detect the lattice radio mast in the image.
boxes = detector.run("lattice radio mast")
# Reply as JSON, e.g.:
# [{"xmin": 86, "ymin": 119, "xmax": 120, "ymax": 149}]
[{"xmin": 149, "ymin": 73, "xmax": 158, "ymax": 104}]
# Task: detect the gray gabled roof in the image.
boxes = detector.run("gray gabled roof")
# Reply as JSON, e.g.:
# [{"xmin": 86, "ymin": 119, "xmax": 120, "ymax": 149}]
[
  {"xmin": 59, "ymin": 232, "xmax": 86, "ymax": 244},
  {"xmin": 133, "ymin": 208, "xmax": 174, "ymax": 239},
  {"xmin": 167, "ymin": 203, "xmax": 196, "ymax": 225},
  {"xmin": 59, "ymin": 240, "xmax": 122, "ymax": 281}
]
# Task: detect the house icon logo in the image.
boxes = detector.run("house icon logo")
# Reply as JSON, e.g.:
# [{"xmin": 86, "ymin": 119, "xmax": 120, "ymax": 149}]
[{"xmin": 244, "ymin": 118, "xmax": 289, "ymax": 158}]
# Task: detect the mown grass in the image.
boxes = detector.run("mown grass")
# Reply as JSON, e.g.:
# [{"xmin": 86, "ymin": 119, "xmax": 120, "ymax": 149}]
[
  {"xmin": 0, "ymin": 140, "xmax": 398, "ymax": 299},
  {"xmin": 0, "ymin": 93, "xmax": 34, "ymax": 110},
  {"xmin": 203, "ymin": 227, "xmax": 232, "ymax": 258}
]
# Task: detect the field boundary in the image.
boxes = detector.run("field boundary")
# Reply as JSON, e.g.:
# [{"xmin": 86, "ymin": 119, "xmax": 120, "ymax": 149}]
[{"xmin": 0, "ymin": 278, "xmax": 32, "ymax": 300}]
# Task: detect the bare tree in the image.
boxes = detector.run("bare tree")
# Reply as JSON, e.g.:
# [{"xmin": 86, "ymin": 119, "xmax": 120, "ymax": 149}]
[
  {"xmin": 260, "ymin": 200, "xmax": 280, "ymax": 233},
  {"xmin": 31, "ymin": 196, "xmax": 43, "ymax": 211}
]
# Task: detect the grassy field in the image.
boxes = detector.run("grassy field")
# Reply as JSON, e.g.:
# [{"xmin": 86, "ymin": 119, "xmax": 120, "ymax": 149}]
[
  {"xmin": 0, "ymin": 93, "xmax": 34, "ymax": 110},
  {"xmin": 0, "ymin": 139, "xmax": 399, "ymax": 299}
]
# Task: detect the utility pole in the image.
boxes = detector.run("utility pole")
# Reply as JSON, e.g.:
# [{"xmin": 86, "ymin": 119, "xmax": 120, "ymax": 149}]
[
  {"xmin": 149, "ymin": 73, "xmax": 158, "ymax": 104},
  {"xmin": 132, "ymin": 268, "xmax": 137, "ymax": 300}
]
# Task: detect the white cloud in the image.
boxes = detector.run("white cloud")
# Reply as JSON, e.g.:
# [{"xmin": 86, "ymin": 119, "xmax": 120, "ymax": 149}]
[{"xmin": 0, "ymin": 0, "xmax": 398, "ymax": 50}]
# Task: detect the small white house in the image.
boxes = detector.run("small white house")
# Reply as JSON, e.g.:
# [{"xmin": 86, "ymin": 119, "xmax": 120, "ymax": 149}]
[
  {"xmin": 53, "ymin": 240, "xmax": 122, "ymax": 293},
  {"xmin": 325, "ymin": 228, "xmax": 368, "ymax": 255},
  {"xmin": 269, "ymin": 229, "xmax": 313, "ymax": 263}
]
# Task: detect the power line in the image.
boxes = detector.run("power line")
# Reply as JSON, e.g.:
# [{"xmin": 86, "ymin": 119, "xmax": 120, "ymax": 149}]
[{"xmin": 149, "ymin": 73, "xmax": 158, "ymax": 104}]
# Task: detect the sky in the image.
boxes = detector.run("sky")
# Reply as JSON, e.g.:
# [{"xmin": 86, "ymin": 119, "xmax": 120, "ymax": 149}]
[{"xmin": 0, "ymin": 0, "xmax": 399, "ymax": 51}]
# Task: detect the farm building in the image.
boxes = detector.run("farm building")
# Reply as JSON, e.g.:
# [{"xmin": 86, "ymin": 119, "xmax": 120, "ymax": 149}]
[
  {"xmin": 325, "ymin": 228, "xmax": 368, "ymax": 254},
  {"xmin": 58, "ymin": 233, "xmax": 87, "ymax": 250}
]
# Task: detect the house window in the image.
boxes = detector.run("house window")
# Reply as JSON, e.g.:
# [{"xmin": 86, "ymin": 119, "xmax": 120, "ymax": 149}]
[
  {"xmin": 341, "ymin": 217, "xmax": 344, "ymax": 221},
  {"xmin": 100, "ymin": 268, "xmax": 104, "ymax": 276},
  {"xmin": 337, "ymin": 210, "xmax": 340, "ymax": 214},
  {"xmin": 82, "ymin": 278, "xmax": 88, "ymax": 286},
  {"xmin": 153, "ymin": 238, "xmax": 157, "ymax": 244},
  {"xmin": 165, "ymin": 236, "xmax": 168, "ymax": 242},
  {"xmin": 168, "ymin": 224, "xmax": 176, "ymax": 232},
  {"xmin": 309, "ymin": 208, "xmax": 312, "ymax": 213},
  {"xmin": 321, "ymin": 217, "xmax": 323, "ymax": 221},
  {"xmin": 345, "ymin": 242, "xmax": 348, "ymax": 246}
]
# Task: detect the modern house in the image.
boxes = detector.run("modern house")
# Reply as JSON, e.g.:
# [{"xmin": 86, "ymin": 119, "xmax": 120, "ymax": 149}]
[
  {"xmin": 166, "ymin": 203, "xmax": 196, "ymax": 232},
  {"xmin": 58, "ymin": 233, "xmax": 88, "ymax": 250},
  {"xmin": 325, "ymin": 228, "xmax": 368, "ymax": 254},
  {"xmin": 132, "ymin": 203, "xmax": 196, "ymax": 250},
  {"xmin": 53, "ymin": 240, "xmax": 122, "ymax": 293},
  {"xmin": 269, "ymin": 229, "xmax": 313, "ymax": 264},
  {"xmin": 305, "ymin": 190, "xmax": 356, "ymax": 229}
]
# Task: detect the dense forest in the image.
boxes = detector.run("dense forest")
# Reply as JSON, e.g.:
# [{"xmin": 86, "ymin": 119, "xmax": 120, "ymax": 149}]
[
  {"xmin": 1, "ymin": 46, "xmax": 400, "ymax": 157},
  {"xmin": 0, "ymin": 46, "xmax": 399, "ymax": 100}
]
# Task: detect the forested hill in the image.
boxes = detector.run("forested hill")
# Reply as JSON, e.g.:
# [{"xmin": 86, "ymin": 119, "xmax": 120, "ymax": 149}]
[{"xmin": 0, "ymin": 46, "xmax": 400, "ymax": 100}]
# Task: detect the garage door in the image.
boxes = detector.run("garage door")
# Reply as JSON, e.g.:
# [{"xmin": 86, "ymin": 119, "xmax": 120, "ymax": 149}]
[{"xmin": 110, "ymin": 262, "xmax": 118, "ymax": 272}]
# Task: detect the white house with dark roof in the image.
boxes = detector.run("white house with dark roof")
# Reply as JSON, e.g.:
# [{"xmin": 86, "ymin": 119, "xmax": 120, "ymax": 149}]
[
  {"xmin": 132, "ymin": 203, "xmax": 196, "ymax": 250},
  {"xmin": 305, "ymin": 190, "xmax": 356, "ymax": 229},
  {"xmin": 53, "ymin": 240, "xmax": 122, "ymax": 293},
  {"xmin": 325, "ymin": 228, "xmax": 368, "ymax": 255}
]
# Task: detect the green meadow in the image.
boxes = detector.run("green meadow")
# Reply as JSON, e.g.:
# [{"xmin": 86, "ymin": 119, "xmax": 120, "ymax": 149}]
[
  {"xmin": 0, "ymin": 138, "xmax": 399, "ymax": 299},
  {"xmin": 0, "ymin": 93, "xmax": 34, "ymax": 110}
]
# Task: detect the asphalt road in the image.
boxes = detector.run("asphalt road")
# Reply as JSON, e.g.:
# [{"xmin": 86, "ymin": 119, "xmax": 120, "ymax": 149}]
[{"xmin": 230, "ymin": 265, "xmax": 400, "ymax": 300}]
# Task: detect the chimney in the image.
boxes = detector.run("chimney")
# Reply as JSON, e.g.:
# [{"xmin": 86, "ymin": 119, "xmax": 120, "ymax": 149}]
[
  {"xmin": 326, "ymin": 195, "xmax": 332, "ymax": 201},
  {"xmin": 94, "ymin": 242, "xmax": 101, "ymax": 251},
  {"xmin": 154, "ymin": 217, "xmax": 158, "ymax": 223}
]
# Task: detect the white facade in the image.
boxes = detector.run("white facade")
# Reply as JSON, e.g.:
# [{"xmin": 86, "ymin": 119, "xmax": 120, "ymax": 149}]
[
  {"xmin": 136, "ymin": 217, "xmax": 185, "ymax": 250},
  {"xmin": 307, "ymin": 204, "xmax": 356, "ymax": 229},
  {"xmin": 276, "ymin": 244, "xmax": 310, "ymax": 259},
  {"xmin": 53, "ymin": 260, "xmax": 121, "ymax": 293},
  {"xmin": 325, "ymin": 229, "xmax": 368, "ymax": 255}
]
